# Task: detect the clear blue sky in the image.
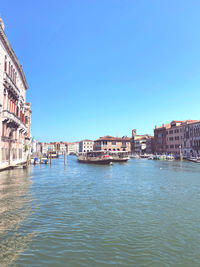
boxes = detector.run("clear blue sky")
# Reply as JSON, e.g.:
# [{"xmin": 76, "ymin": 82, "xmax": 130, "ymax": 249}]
[{"xmin": 1, "ymin": 0, "xmax": 200, "ymax": 142}]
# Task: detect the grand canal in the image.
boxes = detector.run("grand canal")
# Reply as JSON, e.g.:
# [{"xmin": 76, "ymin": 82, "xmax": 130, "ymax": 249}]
[{"xmin": 1, "ymin": 156, "xmax": 200, "ymax": 267}]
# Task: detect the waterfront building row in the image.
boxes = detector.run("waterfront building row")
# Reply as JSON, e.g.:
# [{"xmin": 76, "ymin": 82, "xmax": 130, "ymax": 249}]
[
  {"xmin": 31, "ymin": 141, "xmax": 80, "ymax": 156},
  {"xmin": 94, "ymin": 135, "xmax": 131, "ymax": 152},
  {"xmin": 32, "ymin": 119, "xmax": 200, "ymax": 159},
  {"xmin": 32, "ymin": 136, "xmax": 131, "ymax": 156},
  {"xmin": 154, "ymin": 120, "xmax": 200, "ymax": 158},
  {"xmin": 131, "ymin": 129, "xmax": 154, "ymax": 155},
  {"xmin": 0, "ymin": 18, "xmax": 31, "ymax": 169}
]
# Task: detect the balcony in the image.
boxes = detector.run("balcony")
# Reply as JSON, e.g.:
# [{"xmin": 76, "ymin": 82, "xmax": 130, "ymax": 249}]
[
  {"xmin": 3, "ymin": 110, "xmax": 20, "ymax": 125},
  {"xmin": 3, "ymin": 72, "xmax": 20, "ymax": 97},
  {"xmin": 121, "ymin": 143, "xmax": 127, "ymax": 148},
  {"xmin": 2, "ymin": 110, "xmax": 27, "ymax": 132}
]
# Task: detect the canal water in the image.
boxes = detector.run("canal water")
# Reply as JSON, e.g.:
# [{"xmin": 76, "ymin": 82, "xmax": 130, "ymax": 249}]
[{"xmin": 1, "ymin": 156, "xmax": 200, "ymax": 267}]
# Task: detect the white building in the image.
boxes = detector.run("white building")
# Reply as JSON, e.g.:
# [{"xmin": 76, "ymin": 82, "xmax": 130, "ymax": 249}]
[
  {"xmin": 0, "ymin": 18, "xmax": 30, "ymax": 169},
  {"xmin": 79, "ymin": 139, "xmax": 94, "ymax": 152},
  {"xmin": 31, "ymin": 138, "xmax": 39, "ymax": 154},
  {"xmin": 68, "ymin": 142, "xmax": 79, "ymax": 155},
  {"xmin": 58, "ymin": 143, "xmax": 67, "ymax": 155}
]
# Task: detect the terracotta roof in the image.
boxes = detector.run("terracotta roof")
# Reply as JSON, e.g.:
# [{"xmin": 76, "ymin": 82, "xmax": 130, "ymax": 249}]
[
  {"xmin": 181, "ymin": 120, "xmax": 200, "ymax": 126},
  {"xmin": 82, "ymin": 139, "xmax": 93, "ymax": 142},
  {"xmin": 155, "ymin": 120, "xmax": 200, "ymax": 129},
  {"xmin": 134, "ymin": 135, "xmax": 152, "ymax": 140},
  {"xmin": 155, "ymin": 123, "xmax": 171, "ymax": 130},
  {"xmin": 95, "ymin": 136, "xmax": 131, "ymax": 142}
]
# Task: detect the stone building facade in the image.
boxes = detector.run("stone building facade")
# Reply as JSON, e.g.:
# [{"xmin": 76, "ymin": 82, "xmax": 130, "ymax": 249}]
[
  {"xmin": 67, "ymin": 142, "xmax": 79, "ymax": 155},
  {"xmin": 79, "ymin": 139, "xmax": 94, "ymax": 152},
  {"xmin": 154, "ymin": 120, "xmax": 199, "ymax": 157},
  {"xmin": 94, "ymin": 136, "xmax": 131, "ymax": 152},
  {"xmin": 131, "ymin": 129, "xmax": 153, "ymax": 154},
  {"xmin": 165, "ymin": 121, "xmax": 183, "ymax": 157},
  {"xmin": 182, "ymin": 121, "xmax": 200, "ymax": 158},
  {"xmin": 154, "ymin": 124, "xmax": 169, "ymax": 154},
  {"xmin": 57, "ymin": 142, "xmax": 67, "ymax": 155},
  {"xmin": 0, "ymin": 18, "xmax": 30, "ymax": 169}
]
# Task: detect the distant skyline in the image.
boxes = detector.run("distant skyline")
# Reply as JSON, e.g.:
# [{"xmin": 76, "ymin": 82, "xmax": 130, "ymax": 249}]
[{"xmin": 1, "ymin": 0, "xmax": 200, "ymax": 142}]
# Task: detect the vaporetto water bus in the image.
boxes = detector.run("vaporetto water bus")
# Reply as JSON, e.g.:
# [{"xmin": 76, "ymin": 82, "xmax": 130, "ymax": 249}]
[
  {"xmin": 108, "ymin": 151, "xmax": 130, "ymax": 162},
  {"xmin": 78, "ymin": 151, "xmax": 112, "ymax": 164}
]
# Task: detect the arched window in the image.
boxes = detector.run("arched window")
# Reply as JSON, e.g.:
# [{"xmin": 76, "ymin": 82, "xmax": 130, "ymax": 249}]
[
  {"xmin": 9, "ymin": 62, "xmax": 10, "ymax": 76},
  {"xmin": 16, "ymin": 106, "xmax": 19, "ymax": 117},
  {"xmin": 4, "ymin": 56, "xmax": 7, "ymax": 72},
  {"xmin": 11, "ymin": 65, "xmax": 13, "ymax": 80},
  {"xmin": 12, "ymin": 67, "xmax": 14, "ymax": 80}
]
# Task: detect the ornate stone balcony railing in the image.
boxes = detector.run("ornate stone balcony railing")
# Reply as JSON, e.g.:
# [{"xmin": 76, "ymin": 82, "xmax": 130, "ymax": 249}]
[
  {"xmin": 3, "ymin": 72, "xmax": 20, "ymax": 97},
  {"xmin": 2, "ymin": 110, "xmax": 27, "ymax": 132}
]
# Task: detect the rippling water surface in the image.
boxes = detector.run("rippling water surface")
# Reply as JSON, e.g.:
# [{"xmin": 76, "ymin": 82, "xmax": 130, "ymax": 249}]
[{"xmin": 1, "ymin": 156, "xmax": 200, "ymax": 266}]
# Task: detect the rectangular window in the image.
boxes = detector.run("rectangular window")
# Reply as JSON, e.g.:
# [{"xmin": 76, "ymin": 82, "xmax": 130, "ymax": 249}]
[
  {"xmin": 6, "ymin": 148, "xmax": 9, "ymax": 161},
  {"xmin": 122, "ymin": 141, "xmax": 126, "ymax": 147},
  {"xmin": 1, "ymin": 148, "xmax": 4, "ymax": 161}
]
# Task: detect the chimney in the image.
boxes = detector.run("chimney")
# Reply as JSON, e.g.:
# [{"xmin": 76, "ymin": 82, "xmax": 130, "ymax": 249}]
[{"xmin": 0, "ymin": 18, "xmax": 5, "ymax": 31}]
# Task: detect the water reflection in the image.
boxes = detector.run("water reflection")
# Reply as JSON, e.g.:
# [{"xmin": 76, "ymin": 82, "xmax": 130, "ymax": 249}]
[
  {"xmin": 1, "ymin": 158, "xmax": 200, "ymax": 267},
  {"xmin": 0, "ymin": 168, "xmax": 35, "ymax": 267}
]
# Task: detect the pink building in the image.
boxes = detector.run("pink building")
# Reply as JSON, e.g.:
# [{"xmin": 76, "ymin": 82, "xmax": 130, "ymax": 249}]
[
  {"xmin": 0, "ymin": 18, "xmax": 31, "ymax": 169},
  {"xmin": 182, "ymin": 121, "xmax": 200, "ymax": 158},
  {"xmin": 165, "ymin": 120, "xmax": 199, "ymax": 157}
]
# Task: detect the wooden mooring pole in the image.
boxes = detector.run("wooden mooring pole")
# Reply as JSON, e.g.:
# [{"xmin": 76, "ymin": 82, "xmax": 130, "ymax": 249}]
[
  {"xmin": 64, "ymin": 151, "xmax": 66, "ymax": 166},
  {"xmin": 49, "ymin": 151, "xmax": 52, "ymax": 165},
  {"xmin": 26, "ymin": 154, "xmax": 29, "ymax": 169},
  {"xmin": 40, "ymin": 153, "xmax": 42, "ymax": 165}
]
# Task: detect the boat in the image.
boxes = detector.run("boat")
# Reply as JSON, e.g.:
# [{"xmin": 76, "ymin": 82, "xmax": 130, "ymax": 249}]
[
  {"xmin": 187, "ymin": 157, "xmax": 200, "ymax": 163},
  {"xmin": 140, "ymin": 154, "xmax": 149, "ymax": 159},
  {"xmin": 31, "ymin": 157, "xmax": 48, "ymax": 164},
  {"xmin": 153, "ymin": 155, "xmax": 167, "ymax": 160},
  {"xmin": 167, "ymin": 155, "xmax": 175, "ymax": 161},
  {"xmin": 153, "ymin": 155, "xmax": 161, "ymax": 160},
  {"xmin": 48, "ymin": 151, "xmax": 59, "ymax": 158},
  {"xmin": 160, "ymin": 155, "xmax": 167, "ymax": 160},
  {"xmin": 109, "ymin": 151, "xmax": 130, "ymax": 162},
  {"xmin": 130, "ymin": 154, "xmax": 140, "ymax": 159},
  {"xmin": 78, "ymin": 151, "xmax": 112, "ymax": 164}
]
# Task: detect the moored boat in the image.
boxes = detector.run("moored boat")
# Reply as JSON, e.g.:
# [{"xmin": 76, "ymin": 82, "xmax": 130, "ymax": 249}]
[
  {"xmin": 78, "ymin": 151, "xmax": 112, "ymax": 164},
  {"xmin": 130, "ymin": 154, "xmax": 140, "ymax": 159},
  {"xmin": 48, "ymin": 151, "xmax": 59, "ymax": 158},
  {"xmin": 167, "ymin": 155, "xmax": 175, "ymax": 161},
  {"xmin": 187, "ymin": 157, "xmax": 200, "ymax": 163},
  {"xmin": 109, "ymin": 151, "xmax": 130, "ymax": 162}
]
